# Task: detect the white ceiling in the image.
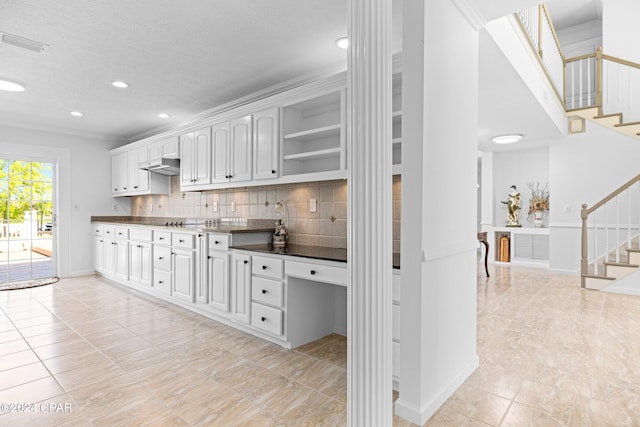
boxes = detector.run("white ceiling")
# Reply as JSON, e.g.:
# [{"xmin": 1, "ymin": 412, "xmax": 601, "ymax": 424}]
[{"xmin": 0, "ymin": 0, "xmax": 600, "ymax": 149}]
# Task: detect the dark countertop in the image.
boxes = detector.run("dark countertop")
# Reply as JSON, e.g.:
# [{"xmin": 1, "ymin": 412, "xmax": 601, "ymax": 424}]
[
  {"xmin": 231, "ymin": 243, "xmax": 401, "ymax": 269},
  {"xmin": 91, "ymin": 216, "xmax": 274, "ymax": 234}
]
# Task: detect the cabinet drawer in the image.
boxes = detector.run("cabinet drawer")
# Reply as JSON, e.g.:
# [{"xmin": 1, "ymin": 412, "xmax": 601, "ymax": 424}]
[
  {"xmin": 251, "ymin": 303, "xmax": 283, "ymax": 336},
  {"xmin": 94, "ymin": 224, "xmax": 103, "ymax": 237},
  {"xmin": 285, "ymin": 260, "xmax": 347, "ymax": 285},
  {"xmin": 103, "ymin": 226, "xmax": 115, "ymax": 238},
  {"xmin": 114, "ymin": 227, "xmax": 129, "ymax": 240},
  {"xmin": 154, "ymin": 246, "xmax": 171, "ymax": 271},
  {"xmin": 172, "ymin": 232, "xmax": 195, "ymax": 249},
  {"xmin": 252, "ymin": 256, "xmax": 283, "ymax": 279},
  {"xmin": 392, "ymin": 303, "xmax": 400, "ymax": 342},
  {"xmin": 130, "ymin": 228, "xmax": 152, "ymax": 242},
  {"xmin": 153, "ymin": 269, "xmax": 171, "ymax": 295},
  {"xmin": 154, "ymin": 230, "xmax": 171, "ymax": 245},
  {"xmin": 252, "ymin": 276, "xmax": 283, "ymax": 308},
  {"xmin": 209, "ymin": 234, "xmax": 230, "ymax": 251}
]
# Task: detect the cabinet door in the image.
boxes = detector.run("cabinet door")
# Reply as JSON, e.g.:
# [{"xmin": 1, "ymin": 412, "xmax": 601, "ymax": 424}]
[
  {"xmin": 196, "ymin": 234, "xmax": 208, "ymax": 304},
  {"xmin": 111, "ymin": 153, "xmax": 128, "ymax": 194},
  {"xmin": 114, "ymin": 240, "xmax": 129, "ymax": 281},
  {"xmin": 172, "ymin": 248, "xmax": 195, "ymax": 303},
  {"xmin": 129, "ymin": 242, "xmax": 141, "ymax": 283},
  {"xmin": 139, "ymin": 242, "xmax": 152, "ymax": 287},
  {"xmin": 211, "ymin": 122, "xmax": 230, "ymax": 183},
  {"xmin": 128, "ymin": 147, "xmax": 149, "ymax": 192},
  {"xmin": 179, "ymin": 132, "xmax": 195, "ymax": 187},
  {"xmin": 194, "ymin": 127, "xmax": 212, "ymax": 185},
  {"xmin": 253, "ymin": 107, "xmax": 279, "ymax": 180},
  {"xmin": 94, "ymin": 236, "xmax": 105, "ymax": 273},
  {"xmin": 208, "ymin": 250, "xmax": 230, "ymax": 312},
  {"xmin": 103, "ymin": 239, "xmax": 115, "ymax": 276},
  {"xmin": 230, "ymin": 115, "xmax": 253, "ymax": 182},
  {"xmin": 231, "ymin": 253, "xmax": 251, "ymax": 323}
]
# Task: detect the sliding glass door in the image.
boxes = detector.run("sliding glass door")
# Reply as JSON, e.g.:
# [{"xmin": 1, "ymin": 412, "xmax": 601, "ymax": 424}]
[{"xmin": 0, "ymin": 159, "xmax": 55, "ymax": 283}]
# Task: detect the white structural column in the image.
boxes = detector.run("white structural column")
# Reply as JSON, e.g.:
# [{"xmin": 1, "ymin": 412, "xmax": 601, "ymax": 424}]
[
  {"xmin": 395, "ymin": 0, "xmax": 480, "ymax": 424},
  {"xmin": 347, "ymin": 0, "xmax": 393, "ymax": 425}
]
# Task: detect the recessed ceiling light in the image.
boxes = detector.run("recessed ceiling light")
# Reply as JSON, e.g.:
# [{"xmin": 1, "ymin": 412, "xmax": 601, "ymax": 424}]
[
  {"xmin": 492, "ymin": 134, "xmax": 522, "ymax": 144},
  {"xmin": 69, "ymin": 111, "xmax": 84, "ymax": 117},
  {"xmin": 112, "ymin": 81, "xmax": 129, "ymax": 88},
  {"xmin": 157, "ymin": 113, "xmax": 171, "ymax": 119},
  {"xmin": 335, "ymin": 37, "xmax": 349, "ymax": 49},
  {"xmin": 0, "ymin": 78, "xmax": 25, "ymax": 92}
]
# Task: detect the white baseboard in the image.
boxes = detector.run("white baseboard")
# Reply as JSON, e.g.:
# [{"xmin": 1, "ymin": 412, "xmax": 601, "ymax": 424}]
[{"xmin": 394, "ymin": 354, "xmax": 479, "ymax": 425}]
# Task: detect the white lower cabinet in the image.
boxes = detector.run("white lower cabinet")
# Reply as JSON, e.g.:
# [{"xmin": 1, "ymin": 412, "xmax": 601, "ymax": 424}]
[
  {"xmin": 207, "ymin": 249, "xmax": 230, "ymax": 312},
  {"xmin": 250, "ymin": 255, "xmax": 285, "ymax": 337},
  {"xmin": 231, "ymin": 253, "xmax": 252, "ymax": 324},
  {"xmin": 153, "ymin": 232, "xmax": 172, "ymax": 295},
  {"xmin": 171, "ymin": 247, "xmax": 195, "ymax": 303},
  {"xmin": 103, "ymin": 226, "xmax": 128, "ymax": 281},
  {"xmin": 129, "ymin": 228, "xmax": 153, "ymax": 288}
]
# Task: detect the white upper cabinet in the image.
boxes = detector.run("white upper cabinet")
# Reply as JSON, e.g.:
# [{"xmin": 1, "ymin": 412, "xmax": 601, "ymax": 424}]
[
  {"xmin": 127, "ymin": 146, "xmax": 149, "ymax": 192},
  {"xmin": 211, "ymin": 115, "xmax": 253, "ymax": 184},
  {"xmin": 253, "ymin": 107, "xmax": 279, "ymax": 180},
  {"xmin": 111, "ymin": 152, "xmax": 128, "ymax": 195},
  {"xmin": 230, "ymin": 115, "xmax": 253, "ymax": 183},
  {"xmin": 148, "ymin": 136, "xmax": 180, "ymax": 159},
  {"xmin": 211, "ymin": 121, "xmax": 231, "ymax": 183},
  {"xmin": 180, "ymin": 127, "xmax": 212, "ymax": 188}
]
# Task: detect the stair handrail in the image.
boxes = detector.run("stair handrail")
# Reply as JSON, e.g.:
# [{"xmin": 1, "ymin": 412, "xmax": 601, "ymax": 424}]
[{"xmin": 581, "ymin": 173, "xmax": 640, "ymax": 287}]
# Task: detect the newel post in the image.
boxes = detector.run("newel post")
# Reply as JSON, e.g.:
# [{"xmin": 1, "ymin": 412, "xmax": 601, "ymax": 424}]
[
  {"xmin": 581, "ymin": 203, "xmax": 589, "ymax": 288},
  {"xmin": 595, "ymin": 47, "xmax": 603, "ymax": 108}
]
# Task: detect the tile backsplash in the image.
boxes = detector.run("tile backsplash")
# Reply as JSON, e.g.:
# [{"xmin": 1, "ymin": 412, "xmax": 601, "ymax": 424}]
[{"xmin": 130, "ymin": 176, "xmax": 402, "ymax": 251}]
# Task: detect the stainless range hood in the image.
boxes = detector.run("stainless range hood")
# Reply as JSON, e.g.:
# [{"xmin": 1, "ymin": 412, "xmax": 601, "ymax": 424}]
[{"xmin": 139, "ymin": 158, "xmax": 180, "ymax": 176}]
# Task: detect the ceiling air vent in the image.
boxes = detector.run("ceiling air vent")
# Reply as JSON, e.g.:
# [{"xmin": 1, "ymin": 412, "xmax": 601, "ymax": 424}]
[{"xmin": 1, "ymin": 32, "xmax": 49, "ymax": 53}]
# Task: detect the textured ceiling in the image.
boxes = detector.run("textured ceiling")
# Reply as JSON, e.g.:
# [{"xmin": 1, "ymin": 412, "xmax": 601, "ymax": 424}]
[
  {"xmin": 0, "ymin": 0, "xmax": 598, "ymax": 148},
  {"xmin": 0, "ymin": 0, "xmax": 362, "ymax": 142}
]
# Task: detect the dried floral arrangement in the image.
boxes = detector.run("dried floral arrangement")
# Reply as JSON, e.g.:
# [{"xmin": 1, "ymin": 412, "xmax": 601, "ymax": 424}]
[{"xmin": 527, "ymin": 181, "xmax": 549, "ymax": 215}]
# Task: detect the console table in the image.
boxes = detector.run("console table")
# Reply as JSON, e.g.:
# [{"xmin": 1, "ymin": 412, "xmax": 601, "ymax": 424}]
[{"xmin": 477, "ymin": 232, "xmax": 489, "ymax": 277}]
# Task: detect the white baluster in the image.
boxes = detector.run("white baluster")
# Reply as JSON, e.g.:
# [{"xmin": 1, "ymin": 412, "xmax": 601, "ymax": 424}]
[
  {"xmin": 587, "ymin": 57, "xmax": 592, "ymax": 106},
  {"xmin": 594, "ymin": 211, "xmax": 598, "ymax": 275},
  {"xmin": 628, "ymin": 187, "xmax": 632, "ymax": 249},
  {"xmin": 579, "ymin": 59, "xmax": 583, "ymax": 108},
  {"xmin": 571, "ymin": 61, "xmax": 576, "ymax": 109},
  {"xmin": 616, "ymin": 196, "xmax": 620, "ymax": 263},
  {"xmin": 605, "ymin": 203, "xmax": 609, "ymax": 263}
]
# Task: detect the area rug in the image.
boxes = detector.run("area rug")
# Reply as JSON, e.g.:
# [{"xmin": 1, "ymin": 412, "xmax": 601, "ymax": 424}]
[{"xmin": 0, "ymin": 277, "xmax": 59, "ymax": 291}]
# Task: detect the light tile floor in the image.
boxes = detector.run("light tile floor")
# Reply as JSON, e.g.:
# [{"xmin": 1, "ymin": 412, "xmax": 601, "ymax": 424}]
[{"xmin": 0, "ymin": 265, "xmax": 639, "ymax": 426}]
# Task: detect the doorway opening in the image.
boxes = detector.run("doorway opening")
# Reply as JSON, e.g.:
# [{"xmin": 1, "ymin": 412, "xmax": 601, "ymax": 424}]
[{"xmin": 0, "ymin": 159, "xmax": 56, "ymax": 284}]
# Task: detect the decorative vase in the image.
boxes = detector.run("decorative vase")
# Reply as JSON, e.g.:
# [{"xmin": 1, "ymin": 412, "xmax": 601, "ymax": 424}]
[{"xmin": 533, "ymin": 210, "xmax": 545, "ymax": 228}]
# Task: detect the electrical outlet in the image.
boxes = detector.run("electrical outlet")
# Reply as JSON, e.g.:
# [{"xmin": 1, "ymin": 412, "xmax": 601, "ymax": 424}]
[
  {"xmin": 564, "ymin": 205, "xmax": 571, "ymax": 213},
  {"xmin": 149, "ymin": 203, "xmax": 153, "ymax": 212},
  {"xmin": 231, "ymin": 201, "xmax": 236, "ymax": 212},
  {"xmin": 213, "ymin": 201, "xmax": 219, "ymax": 212},
  {"xmin": 73, "ymin": 202, "xmax": 79, "ymax": 211},
  {"xmin": 310, "ymin": 198, "xmax": 317, "ymax": 213},
  {"xmin": 112, "ymin": 203, "xmax": 118, "ymax": 212}
]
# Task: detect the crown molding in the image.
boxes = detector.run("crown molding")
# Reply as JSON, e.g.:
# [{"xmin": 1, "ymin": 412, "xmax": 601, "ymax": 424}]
[{"xmin": 451, "ymin": 0, "xmax": 487, "ymax": 31}]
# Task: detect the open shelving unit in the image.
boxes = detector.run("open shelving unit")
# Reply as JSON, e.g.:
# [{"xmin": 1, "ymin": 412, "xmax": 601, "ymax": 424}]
[{"xmin": 281, "ymin": 90, "xmax": 345, "ymax": 178}]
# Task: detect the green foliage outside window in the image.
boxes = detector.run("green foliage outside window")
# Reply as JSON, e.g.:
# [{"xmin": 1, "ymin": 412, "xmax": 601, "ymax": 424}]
[{"xmin": 0, "ymin": 159, "xmax": 53, "ymax": 229}]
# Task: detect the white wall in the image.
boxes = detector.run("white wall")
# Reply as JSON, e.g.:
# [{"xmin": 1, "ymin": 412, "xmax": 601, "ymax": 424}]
[
  {"xmin": 556, "ymin": 20, "xmax": 602, "ymax": 58},
  {"xmin": 0, "ymin": 125, "xmax": 121, "ymax": 277},
  {"xmin": 603, "ymin": 0, "xmax": 640, "ymax": 64},
  {"xmin": 549, "ymin": 122, "xmax": 640, "ymax": 272},
  {"xmin": 492, "ymin": 146, "xmax": 549, "ymax": 228}
]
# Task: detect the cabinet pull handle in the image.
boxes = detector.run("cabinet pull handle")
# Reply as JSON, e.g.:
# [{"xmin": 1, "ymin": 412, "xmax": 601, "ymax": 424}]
[
  {"xmin": 261, "ymin": 316, "xmax": 266, "ymax": 322},
  {"xmin": 243, "ymin": 260, "xmax": 249, "ymax": 264},
  {"xmin": 262, "ymin": 265, "xmax": 268, "ymax": 270},
  {"xmin": 179, "ymin": 239, "xmax": 184, "ymax": 243},
  {"xmin": 159, "ymin": 237, "xmax": 164, "ymax": 240},
  {"xmin": 215, "ymin": 240, "xmax": 220, "ymax": 244},
  {"xmin": 198, "ymin": 234, "xmax": 203, "ymax": 238},
  {"xmin": 272, "ymin": 170, "xmax": 276, "ymax": 174},
  {"xmin": 262, "ymin": 289, "xmax": 267, "ymax": 294},
  {"xmin": 123, "ymin": 187, "xmax": 127, "ymax": 190},
  {"xmin": 158, "ymin": 280, "xmax": 164, "ymax": 284},
  {"xmin": 134, "ymin": 186, "xmax": 138, "ymax": 189},
  {"xmin": 208, "ymin": 256, "xmax": 212, "ymax": 259},
  {"xmin": 310, "ymin": 270, "xmax": 316, "ymax": 275},
  {"xmin": 158, "ymin": 257, "xmax": 164, "ymax": 260}
]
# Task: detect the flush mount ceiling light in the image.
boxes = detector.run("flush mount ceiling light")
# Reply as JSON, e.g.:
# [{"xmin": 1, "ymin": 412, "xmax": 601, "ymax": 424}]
[
  {"xmin": 335, "ymin": 37, "xmax": 349, "ymax": 49},
  {"xmin": 69, "ymin": 111, "xmax": 84, "ymax": 117},
  {"xmin": 157, "ymin": 113, "xmax": 171, "ymax": 119},
  {"xmin": 0, "ymin": 78, "xmax": 25, "ymax": 92},
  {"xmin": 1, "ymin": 32, "xmax": 49, "ymax": 52},
  {"xmin": 111, "ymin": 81, "xmax": 129, "ymax": 88},
  {"xmin": 492, "ymin": 134, "xmax": 522, "ymax": 144}
]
